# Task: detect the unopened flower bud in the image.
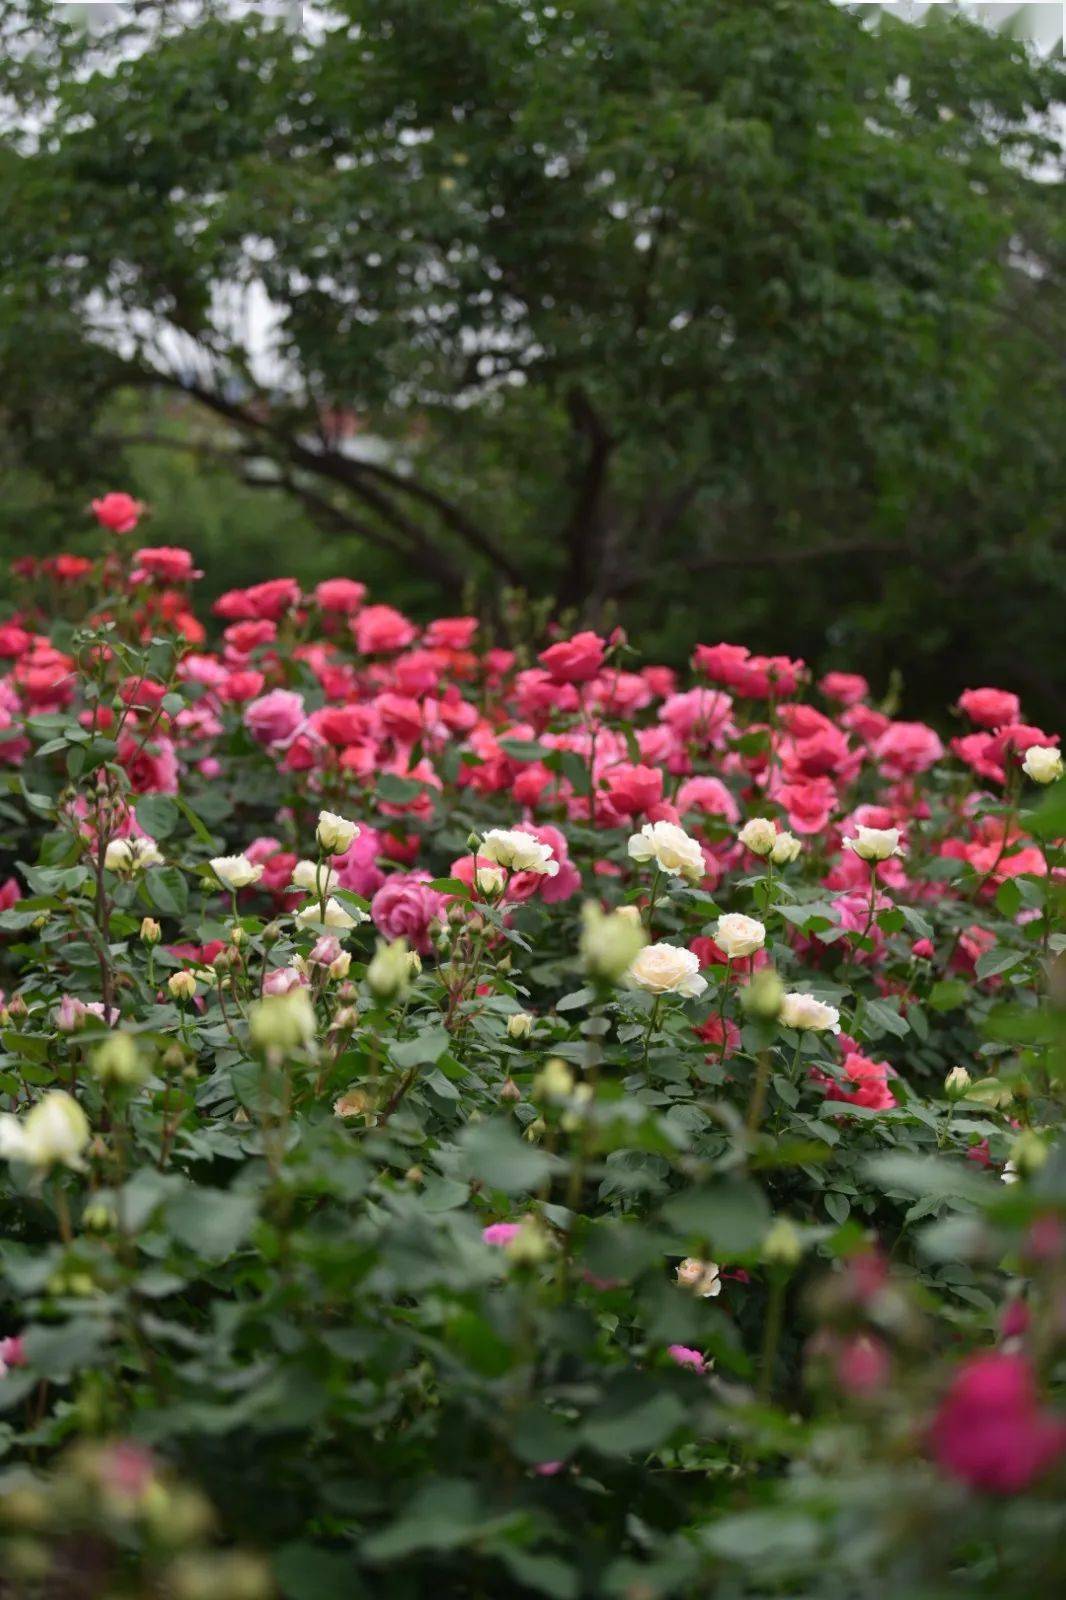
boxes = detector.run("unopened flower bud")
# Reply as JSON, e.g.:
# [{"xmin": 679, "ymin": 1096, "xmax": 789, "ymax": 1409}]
[
  {"xmin": 944, "ymin": 1065, "xmax": 972, "ymax": 1100},
  {"xmin": 168, "ymin": 971, "xmax": 197, "ymax": 1003},
  {"xmin": 507, "ymin": 1011, "xmax": 535, "ymax": 1040},
  {"xmin": 92, "ymin": 1032, "xmax": 145, "ymax": 1086},
  {"xmin": 580, "ymin": 902, "xmax": 648, "ymax": 983},
  {"xmin": 741, "ymin": 968, "xmax": 785, "ymax": 1020},
  {"xmin": 249, "ymin": 989, "xmax": 316, "ymax": 1051},
  {"xmin": 533, "ymin": 1058, "xmax": 574, "ymax": 1102},
  {"xmin": 500, "ymin": 1076, "xmax": 522, "ymax": 1103},
  {"xmin": 140, "ymin": 917, "xmax": 161, "ymax": 945},
  {"xmin": 505, "ymin": 1215, "xmax": 553, "ymax": 1265},
  {"xmin": 1011, "ymin": 1130, "xmax": 1049, "ymax": 1177},
  {"xmin": 763, "ymin": 1217, "xmax": 802, "ymax": 1266},
  {"xmin": 366, "ymin": 938, "xmax": 412, "ymax": 1002}
]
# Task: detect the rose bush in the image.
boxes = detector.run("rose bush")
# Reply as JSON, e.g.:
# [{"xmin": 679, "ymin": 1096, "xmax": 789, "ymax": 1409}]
[{"xmin": 0, "ymin": 506, "xmax": 1063, "ymax": 1598}]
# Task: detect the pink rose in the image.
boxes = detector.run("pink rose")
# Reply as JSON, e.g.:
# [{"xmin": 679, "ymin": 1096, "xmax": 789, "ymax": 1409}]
[
  {"xmin": 370, "ymin": 873, "xmax": 446, "ymax": 954},
  {"xmin": 538, "ymin": 630, "xmax": 606, "ymax": 685},
  {"xmin": 931, "ymin": 1353, "xmax": 1066, "ymax": 1494},
  {"xmin": 820, "ymin": 671, "xmax": 869, "ymax": 706},
  {"xmin": 482, "ymin": 1222, "xmax": 521, "ymax": 1247},
  {"xmin": 130, "ymin": 546, "xmax": 202, "ymax": 584},
  {"xmin": 245, "ymin": 689, "xmax": 306, "ymax": 747},
  {"xmin": 873, "ymin": 721, "xmax": 944, "ymax": 778},
  {"xmin": 957, "ymin": 686, "xmax": 1021, "ymax": 729},
  {"xmin": 315, "ymin": 578, "xmax": 367, "ymax": 614},
  {"xmin": 91, "ymin": 492, "xmax": 145, "ymax": 534},
  {"xmin": 354, "ymin": 604, "xmax": 417, "ymax": 654}
]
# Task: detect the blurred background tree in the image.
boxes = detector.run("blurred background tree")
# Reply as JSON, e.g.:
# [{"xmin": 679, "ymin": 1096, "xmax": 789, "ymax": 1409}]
[{"xmin": 0, "ymin": 0, "xmax": 1062, "ymax": 719}]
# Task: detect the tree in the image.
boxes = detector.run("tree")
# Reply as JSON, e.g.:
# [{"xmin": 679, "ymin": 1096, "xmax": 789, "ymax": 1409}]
[{"xmin": 0, "ymin": 0, "xmax": 1063, "ymax": 710}]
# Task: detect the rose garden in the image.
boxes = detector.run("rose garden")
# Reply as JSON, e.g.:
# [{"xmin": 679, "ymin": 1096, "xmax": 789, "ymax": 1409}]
[{"xmin": 0, "ymin": 495, "xmax": 1058, "ymax": 1597}]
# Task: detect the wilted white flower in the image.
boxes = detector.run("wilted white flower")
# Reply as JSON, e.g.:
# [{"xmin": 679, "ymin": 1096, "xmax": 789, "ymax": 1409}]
[
  {"xmin": 627, "ymin": 942, "xmax": 707, "ymax": 998},
  {"xmin": 316, "ymin": 811, "xmax": 360, "ymax": 852},
  {"xmin": 714, "ymin": 913, "xmax": 766, "ymax": 960},
  {"xmin": 780, "ymin": 992, "xmax": 841, "ymax": 1033},
  {"xmin": 479, "ymin": 828, "xmax": 559, "ymax": 876},
  {"xmin": 627, "ymin": 820, "xmax": 705, "ymax": 882},
  {"xmin": 842, "ymin": 826, "xmax": 902, "ymax": 863},
  {"xmin": 210, "ymin": 854, "xmax": 264, "ymax": 890}
]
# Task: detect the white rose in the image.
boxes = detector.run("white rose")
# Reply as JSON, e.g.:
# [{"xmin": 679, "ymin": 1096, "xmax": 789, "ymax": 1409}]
[
  {"xmin": 627, "ymin": 942, "xmax": 707, "ymax": 998},
  {"xmin": 627, "ymin": 820, "xmax": 705, "ymax": 882},
  {"xmin": 676, "ymin": 1257, "xmax": 721, "ymax": 1297},
  {"xmin": 103, "ymin": 836, "xmax": 163, "ymax": 874},
  {"xmin": 1022, "ymin": 745, "xmax": 1063, "ymax": 785},
  {"xmin": 714, "ymin": 913, "xmax": 766, "ymax": 960},
  {"xmin": 780, "ymin": 992, "xmax": 841, "ymax": 1033},
  {"xmin": 0, "ymin": 1091, "xmax": 90, "ymax": 1172},
  {"xmin": 291, "ymin": 859, "xmax": 339, "ymax": 895},
  {"xmin": 210, "ymin": 854, "xmax": 264, "ymax": 890},
  {"xmin": 473, "ymin": 862, "xmax": 506, "ymax": 897},
  {"xmin": 316, "ymin": 810, "xmax": 360, "ymax": 852},
  {"xmin": 769, "ymin": 830, "xmax": 802, "ymax": 866},
  {"xmin": 296, "ymin": 896, "xmax": 367, "ymax": 931},
  {"xmin": 737, "ymin": 818, "xmax": 778, "ymax": 858},
  {"xmin": 842, "ymin": 825, "xmax": 902, "ymax": 863},
  {"xmin": 480, "ymin": 828, "xmax": 559, "ymax": 876}
]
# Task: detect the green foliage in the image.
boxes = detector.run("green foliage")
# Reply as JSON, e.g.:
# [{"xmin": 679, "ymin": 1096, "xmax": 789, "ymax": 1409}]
[{"xmin": 0, "ymin": 1, "xmax": 1063, "ymax": 717}]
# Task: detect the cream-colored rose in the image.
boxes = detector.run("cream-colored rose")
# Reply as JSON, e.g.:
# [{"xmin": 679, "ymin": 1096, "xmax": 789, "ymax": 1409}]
[
  {"xmin": 627, "ymin": 942, "xmax": 707, "ymax": 998},
  {"xmin": 168, "ymin": 971, "xmax": 198, "ymax": 1002},
  {"xmin": 737, "ymin": 818, "xmax": 778, "ymax": 858},
  {"xmin": 1022, "ymin": 745, "xmax": 1063, "ymax": 785},
  {"xmin": 295, "ymin": 896, "xmax": 366, "ymax": 931},
  {"xmin": 944, "ymin": 1065, "xmax": 972, "ymax": 1099},
  {"xmin": 676, "ymin": 1257, "xmax": 721, "ymax": 1297},
  {"xmin": 842, "ymin": 825, "xmax": 902, "ymax": 862},
  {"xmin": 291, "ymin": 859, "xmax": 339, "ymax": 895},
  {"xmin": 480, "ymin": 828, "xmax": 559, "ymax": 876},
  {"xmin": 0, "ymin": 1091, "xmax": 90, "ymax": 1171},
  {"xmin": 780, "ymin": 992, "xmax": 841, "ymax": 1033},
  {"xmin": 316, "ymin": 810, "xmax": 360, "ymax": 852},
  {"xmin": 769, "ymin": 830, "xmax": 802, "ymax": 865},
  {"xmin": 104, "ymin": 836, "xmax": 163, "ymax": 874},
  {"xmin": 627, "ymin": 820, "xmax": 705, "ymax": 882},
  {"xmin": 714, "ymin": 913, "xmax": 766, "ymax": 960},
  {"xmin": 210, "ymin": 854, "xmax": 264, "ymax": 890},
  {"xmin": 473, "ymin": 862, "xmax": 506, "ymax": 897},
  {"xmin": 507, "ymin": 1011, "xmax": 535, "ymax": 1039}
]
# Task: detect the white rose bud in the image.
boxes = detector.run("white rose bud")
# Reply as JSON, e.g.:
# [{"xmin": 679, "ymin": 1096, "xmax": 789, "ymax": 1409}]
[
  {"xmin": 91, "ymin": 1031, "xmax": 146, "ymax": 1086},
  {"xmin": 842, "ymin": 825, "xmax": 902, "ymax": 862},
  {"xmin": 627, "ymin": 820, "xmax": 705, "ymax": 883},
  {"xmin": 104, "ymin": 836, "xmax": 163, "ymax": 875},
  {"xmin": 168, "ymin": 971, "xmax": 198, "ymax": 1003},
  {"xmin": 714, "ymin": 913, "xmax": 766, "ymax": 960},
  {"xmin": 769, "ymin": 830, "xmax": 802, "ymax": 866},
  {"xmin": 507, "ymin": 1011, "xmax": 535, "ymax": 1040},
  {"xmin": 1022, "ymin": 746, "xmax": 1063, "ymax": 785},
  {"xmin": 944, "ymin": 1065, "xmax": 972, "ymax": 1100},
  {"xmin": 737, "ymin": 818, "xmax": 778, "ymax": 858},
  {"xmin": 780, "ymin": 992, "xmax": 841, "ymax": 1033},
  {"xmin": 316, "ymin": 811, "xmax": 360, "ymax": 853},
  {"xmin": 627, "ymin": 942, "xmax": 707, "ymax": 998}
]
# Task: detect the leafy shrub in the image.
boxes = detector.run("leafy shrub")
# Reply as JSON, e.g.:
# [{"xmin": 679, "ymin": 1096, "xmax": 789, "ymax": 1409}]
[{"xmin": 0, "ymin": 504, "xmax": 1063, "ymax": 1599}]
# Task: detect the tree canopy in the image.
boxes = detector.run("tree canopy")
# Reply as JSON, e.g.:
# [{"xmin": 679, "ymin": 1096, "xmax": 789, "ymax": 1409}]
[{"xmin": 0, "ymin": 0, "xmax": 1063, "ymax": 714}]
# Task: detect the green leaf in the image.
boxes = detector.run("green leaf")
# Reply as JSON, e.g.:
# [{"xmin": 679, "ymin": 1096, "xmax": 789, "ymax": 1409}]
[
  {"xmin": 582, "ymin": 1390, "xmax": 686, "ymax": 1456},
  {"xmin": 164, "ymin": 1186, "xmax": 258, "ymax": 1259},
  {"xmin": 135, "ymin": 794, "xmax": 179, "ymax": 840},
  {"xmin": 143, "ymin": 865, "xmax": 189, "ymax": 916},
  {"xmin": 459, "ymin": 1119, "xmax": 553, "ymax": 1193}
]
